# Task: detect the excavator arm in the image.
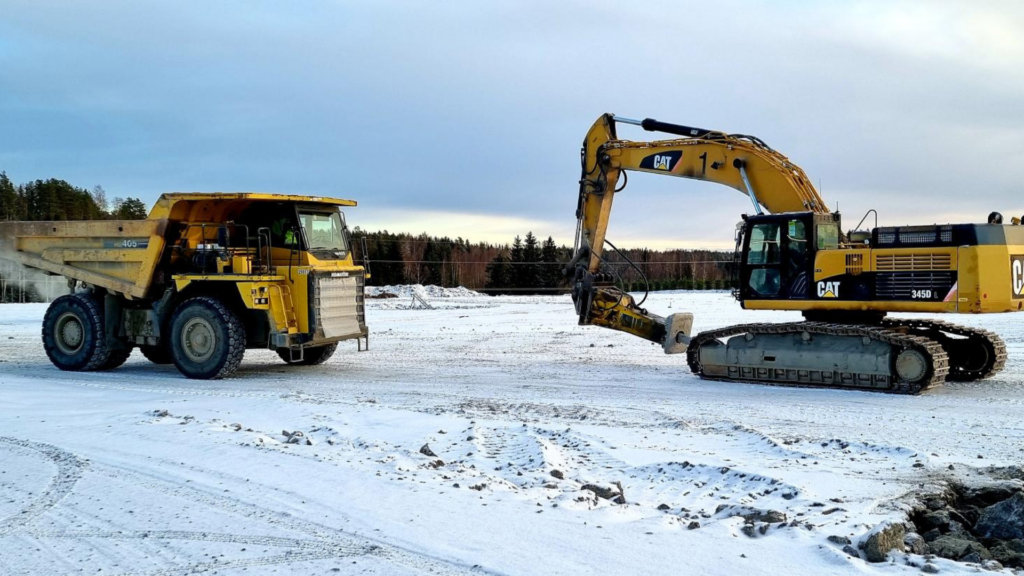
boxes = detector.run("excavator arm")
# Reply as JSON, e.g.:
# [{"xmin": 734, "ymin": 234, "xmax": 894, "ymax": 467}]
[{"xmin": 567, "ymin": 113, "xmax": 828, "ymax": 352}]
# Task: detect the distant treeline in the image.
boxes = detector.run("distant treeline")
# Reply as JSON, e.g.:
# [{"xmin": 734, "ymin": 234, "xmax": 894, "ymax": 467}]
[
  {"xmin": 0, "ymin": 171, "xmax": 147, "ymax": 222},
  {"xmin": 0, "ymin": 171, "xmax": 734, "ymax": 301},
  {"xmin": 352, "ymin": 228, "xmax": 734, "ymax": 293}
]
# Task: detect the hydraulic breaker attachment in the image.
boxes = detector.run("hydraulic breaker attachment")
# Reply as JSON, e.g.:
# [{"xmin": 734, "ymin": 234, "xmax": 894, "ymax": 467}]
[{"xmin": 570, "ymin": 265, "xmax": 692, "ymax": 353}]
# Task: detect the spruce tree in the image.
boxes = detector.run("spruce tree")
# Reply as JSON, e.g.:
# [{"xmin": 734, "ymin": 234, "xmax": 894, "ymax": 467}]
[
  {"xmin": 522, "ymin": 231, "xmax": 540, "ymax": 291},
  {"xmin": 509, "ymin": 235, "xmax": 524, "ymax": 289},
  {"xmin": 485, "ymin": 253, "xmax": 511, "ymax": 291},
  {"xmin": 541, "ymin": 236, "xmax": 560, "ymax": 288}
]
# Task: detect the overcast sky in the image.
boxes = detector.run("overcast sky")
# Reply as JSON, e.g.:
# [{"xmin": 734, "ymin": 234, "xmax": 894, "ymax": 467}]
[{"xmin": 1, "ymin": 0, "xmax": 1022, "ymax": 248}]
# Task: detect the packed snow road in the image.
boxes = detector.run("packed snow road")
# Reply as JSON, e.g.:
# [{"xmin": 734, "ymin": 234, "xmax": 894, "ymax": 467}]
[{"xmin": 1, "ymin": 292, "xmax": 1023, "ymax": 575}]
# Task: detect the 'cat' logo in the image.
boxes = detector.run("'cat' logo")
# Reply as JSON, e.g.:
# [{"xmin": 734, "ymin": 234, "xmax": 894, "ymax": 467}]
[
  {"xmin": 1012, "ymin": 256, "xmax": 1024, "ymax": 299},
  {"xmin": 639, "ymin": 150, "xmax": 682, "ymax": 172},
  {"xmin": 817, "ymin": 281, "xmax": 840, "ymax": 298}
]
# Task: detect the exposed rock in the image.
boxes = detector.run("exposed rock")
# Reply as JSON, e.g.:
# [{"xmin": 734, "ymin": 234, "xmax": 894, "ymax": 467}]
[
  {"xmin": 905, "ymin": 532, "xmax": 928, "ymax": 555},
  {"xmin": 550, "ymin": 469, "xmax": 564, "ymax": 480},
  {"xmin": 581, "ymin": 484, "xmax": 621, "ymax": 501},
  {"xmin": 716, "ymin": 505, "xmax": 786, "ymax": 524},
  {"xmin": 657, "ymin": 503, "xmax": 670, "ymax": 511},
  {"xmin": 741, "ymin": 525, "xmax": 757, "ymax": 538},
  {"xmin": 961, "ymin": 483, "xmax": 1020, "ymax": 508},
  {"xmin": 842, "ymin": 544, "xmax": 860, "ymax": 558},
  {"xmin": 919, "ymin": 510, "xmax": 951, "ymax": 533},
  {"xmin": 962, "ymin": 552, "xmax": 982, "ymax": 564},
  {"xmin": 419, "ymin": 444, "xmax": 437, "ymax": 458},
  {"xmin": 864, "ymin": 521, "xmax": 906, "ymax": 562},
  {"xmin": 947, "ymin": 521, "xmax": 975, "ymax": 540},
  {"xmin": 990, "ymin": 540, "xmax": 1024, "ymax": 568},
  {"xmin": 921, "ymin": 563, "xmax": 939, "ymax": 573},
  {"xmin": 982, "ymin": 560, "xmax": 1004, "ymax": 571},
  {"xmin": 928, "ymin": 536, "xmax": 991, "ymax": 561},
  {"xmin": 923, "ymin": 528, "xmax": 942, "ymax": 542},
  {"xmin": 829, "ymin": 535, "xmax": 852, "ymax": 545},
  {"xmin": 975, "ymin": 492, "xmax": 1024, "ymax": 540},
  {"xmin": 687, "ymin": 521, "xmax": 700, "ymax": 530}
]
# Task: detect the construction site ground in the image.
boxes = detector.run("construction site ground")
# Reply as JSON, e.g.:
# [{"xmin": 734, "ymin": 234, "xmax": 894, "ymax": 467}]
[{"xmin": 1, "ymin": 290, "xmax": 1022, "ymax": 575}]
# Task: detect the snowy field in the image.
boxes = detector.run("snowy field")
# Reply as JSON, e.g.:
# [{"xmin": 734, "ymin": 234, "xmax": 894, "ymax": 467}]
[{"xmin": 1, "ymin": 291, "xmax": 1023, "ymax": 575}]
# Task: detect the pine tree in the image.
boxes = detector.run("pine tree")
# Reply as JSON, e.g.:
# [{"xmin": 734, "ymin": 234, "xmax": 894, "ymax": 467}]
[
  {"xmin": 508, "ymin": 235, "xmax": 524, "ymax": 289},
  {"xmin": 541, "ymin": 236, "xmax": 561, "ymax": 288},
  {"xmin": 0, "ymin": 172, "xmax": 17, "ymax": 220},
  {"xmin": 521, "ymin": 231, "xmax": 541, "ymax": 291},
  {"xmin": 485, "ymin": 252, "xmax": 511, "ymax": 291},
  {"xmin": 112, "ymin": 197, "xmax": 147, "ymax": 219}
]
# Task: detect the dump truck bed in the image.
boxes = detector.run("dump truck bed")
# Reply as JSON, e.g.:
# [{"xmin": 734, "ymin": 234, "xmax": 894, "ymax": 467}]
[{"xmin": 0, "ymin": 219, "xmax": 169, "ymax": 299}]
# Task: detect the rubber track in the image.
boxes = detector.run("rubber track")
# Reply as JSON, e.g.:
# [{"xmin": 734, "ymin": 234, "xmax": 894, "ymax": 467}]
[
  {"xmin": 686, "ymin": 321, "xmax": 950, "ymax": 394},
  {"xmin": 880, "ymin": 318, "xmax": 1007, "ymax": 381}
]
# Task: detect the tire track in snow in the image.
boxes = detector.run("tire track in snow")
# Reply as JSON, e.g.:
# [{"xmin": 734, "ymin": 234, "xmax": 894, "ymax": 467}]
[
  {"xmin": 87, "ymin": 461, "xmax": 496, "ymax": 575},
  {"xmin": 0, "ymin": 438, "xmax": 491, "ymax": 575},
  {"xmin": 0, "ymin": 437, "xmax": 86, "ymax": 534}
]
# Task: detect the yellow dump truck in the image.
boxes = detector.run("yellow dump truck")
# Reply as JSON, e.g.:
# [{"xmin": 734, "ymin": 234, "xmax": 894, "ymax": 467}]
[{"xmin": 0, "ymin": 193, "xmax": 368, "ymax": 379}]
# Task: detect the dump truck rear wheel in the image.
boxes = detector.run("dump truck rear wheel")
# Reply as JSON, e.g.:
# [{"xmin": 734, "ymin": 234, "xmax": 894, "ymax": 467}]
[
  {"xmin": 169, "ymin": 297, "xmax": 245, "ymax": 379},
  {"xmin": 276, "ymin": 343, "xmax": 338, "ymax": 366},
  {"xmin": 140, "ymin": 345, "xmax": 173, "ymax": 365},
  {"xmin": 42, "ymin": 293, "xmax": 113, "ymax": 371}
]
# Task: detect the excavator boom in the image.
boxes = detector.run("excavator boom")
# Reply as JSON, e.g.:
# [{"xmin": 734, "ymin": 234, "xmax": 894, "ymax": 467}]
[{"xmin": 570, "ymin": 113, "xmax": 826, "ymax": 352}]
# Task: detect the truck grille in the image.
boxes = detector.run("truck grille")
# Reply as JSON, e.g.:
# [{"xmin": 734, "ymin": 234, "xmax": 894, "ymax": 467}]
[{"xmin": 312, "ymin": 273, "xmax": 366, "ymax": 340}]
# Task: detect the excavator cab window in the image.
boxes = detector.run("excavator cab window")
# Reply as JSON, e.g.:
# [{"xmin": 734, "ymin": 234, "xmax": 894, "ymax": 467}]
[
  {"xmin": 741, "ymin": 214, "xmax": 815, "ymax": 300},
  {"xmin": 816, "ymin": 223, "xmax": 840, "ymax": 250},
  {"xmin": 746, "ymin": 223, "xmax": 782, "ymax": 296}
]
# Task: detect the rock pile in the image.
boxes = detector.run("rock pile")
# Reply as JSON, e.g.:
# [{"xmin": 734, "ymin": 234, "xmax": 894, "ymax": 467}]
[{"xmin": 902, "ymin": 481, "xmax": 1024, "ymax": 568}]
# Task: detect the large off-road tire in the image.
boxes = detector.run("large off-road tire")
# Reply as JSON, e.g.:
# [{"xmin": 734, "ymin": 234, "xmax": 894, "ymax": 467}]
[
  {"xmin": 140, "ymin": 345, "xmax": 174, "ymax": 365},
  {"xmin": 276, "ymin": 343, "xmax": 338, "ymax": 366},
  {"xmin": 42, "ymin": 293, "xmax": 114, "ymax": 371},
  {"xmin": 169, "ymin": 297, "xmax": 245, "ymax": 380}
]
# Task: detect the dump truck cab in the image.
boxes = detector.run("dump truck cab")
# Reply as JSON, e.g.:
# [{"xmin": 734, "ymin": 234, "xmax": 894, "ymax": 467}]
[
  {"xmin": 0, "ymin": 192, "xmax": 368, "ymax": 379},
  {"xmin": 155, "ymin": 193, "xmax": 367, "ymax": 355}
]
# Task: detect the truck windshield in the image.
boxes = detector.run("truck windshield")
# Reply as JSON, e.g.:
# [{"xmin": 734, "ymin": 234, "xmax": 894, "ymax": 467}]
[{"xmin": 298, "ymin": 210, "xmax": 349, "ymax": 252}]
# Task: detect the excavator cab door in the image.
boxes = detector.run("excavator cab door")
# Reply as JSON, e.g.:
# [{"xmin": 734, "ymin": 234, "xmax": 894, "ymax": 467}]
[{"xmin": 739, "ymin": 213, "xmax": 815, "ymax": 301}]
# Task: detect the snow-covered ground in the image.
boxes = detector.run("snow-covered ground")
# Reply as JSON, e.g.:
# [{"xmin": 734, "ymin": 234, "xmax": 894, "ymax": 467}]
[{"xmin": 1, "ymin": 291, "xmax": 1023, "ymax": 575}]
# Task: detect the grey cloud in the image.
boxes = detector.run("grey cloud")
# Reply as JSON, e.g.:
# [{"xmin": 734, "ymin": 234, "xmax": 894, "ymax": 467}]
[{"xmin": 0, "ymin": 0, "xmax": 1022, "ymax": 246}]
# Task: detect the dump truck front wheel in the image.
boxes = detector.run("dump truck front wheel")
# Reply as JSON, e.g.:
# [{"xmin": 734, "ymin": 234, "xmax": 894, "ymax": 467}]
[
  {"xmin": 169, "ymin": 297, "xmax": 245, "ymax": 379},
  {"xmin": 276, "ymin": 343, "xmax": 338, "ymax": 366},
  {"xmin": 42, "ymin": 293, "xmax": 114, "ymax": 371}
]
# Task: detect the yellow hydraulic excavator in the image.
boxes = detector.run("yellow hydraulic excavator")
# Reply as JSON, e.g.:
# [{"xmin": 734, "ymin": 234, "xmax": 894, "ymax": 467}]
[{"xmin": 568, "ymin": 114, "xmax": 1024, "ymax": 393}]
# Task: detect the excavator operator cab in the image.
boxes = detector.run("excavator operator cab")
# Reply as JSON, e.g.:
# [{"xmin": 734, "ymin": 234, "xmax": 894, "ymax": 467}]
[{"xmin": 736, "ymin": 212, "xmax": 841, "ymax": 302}]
